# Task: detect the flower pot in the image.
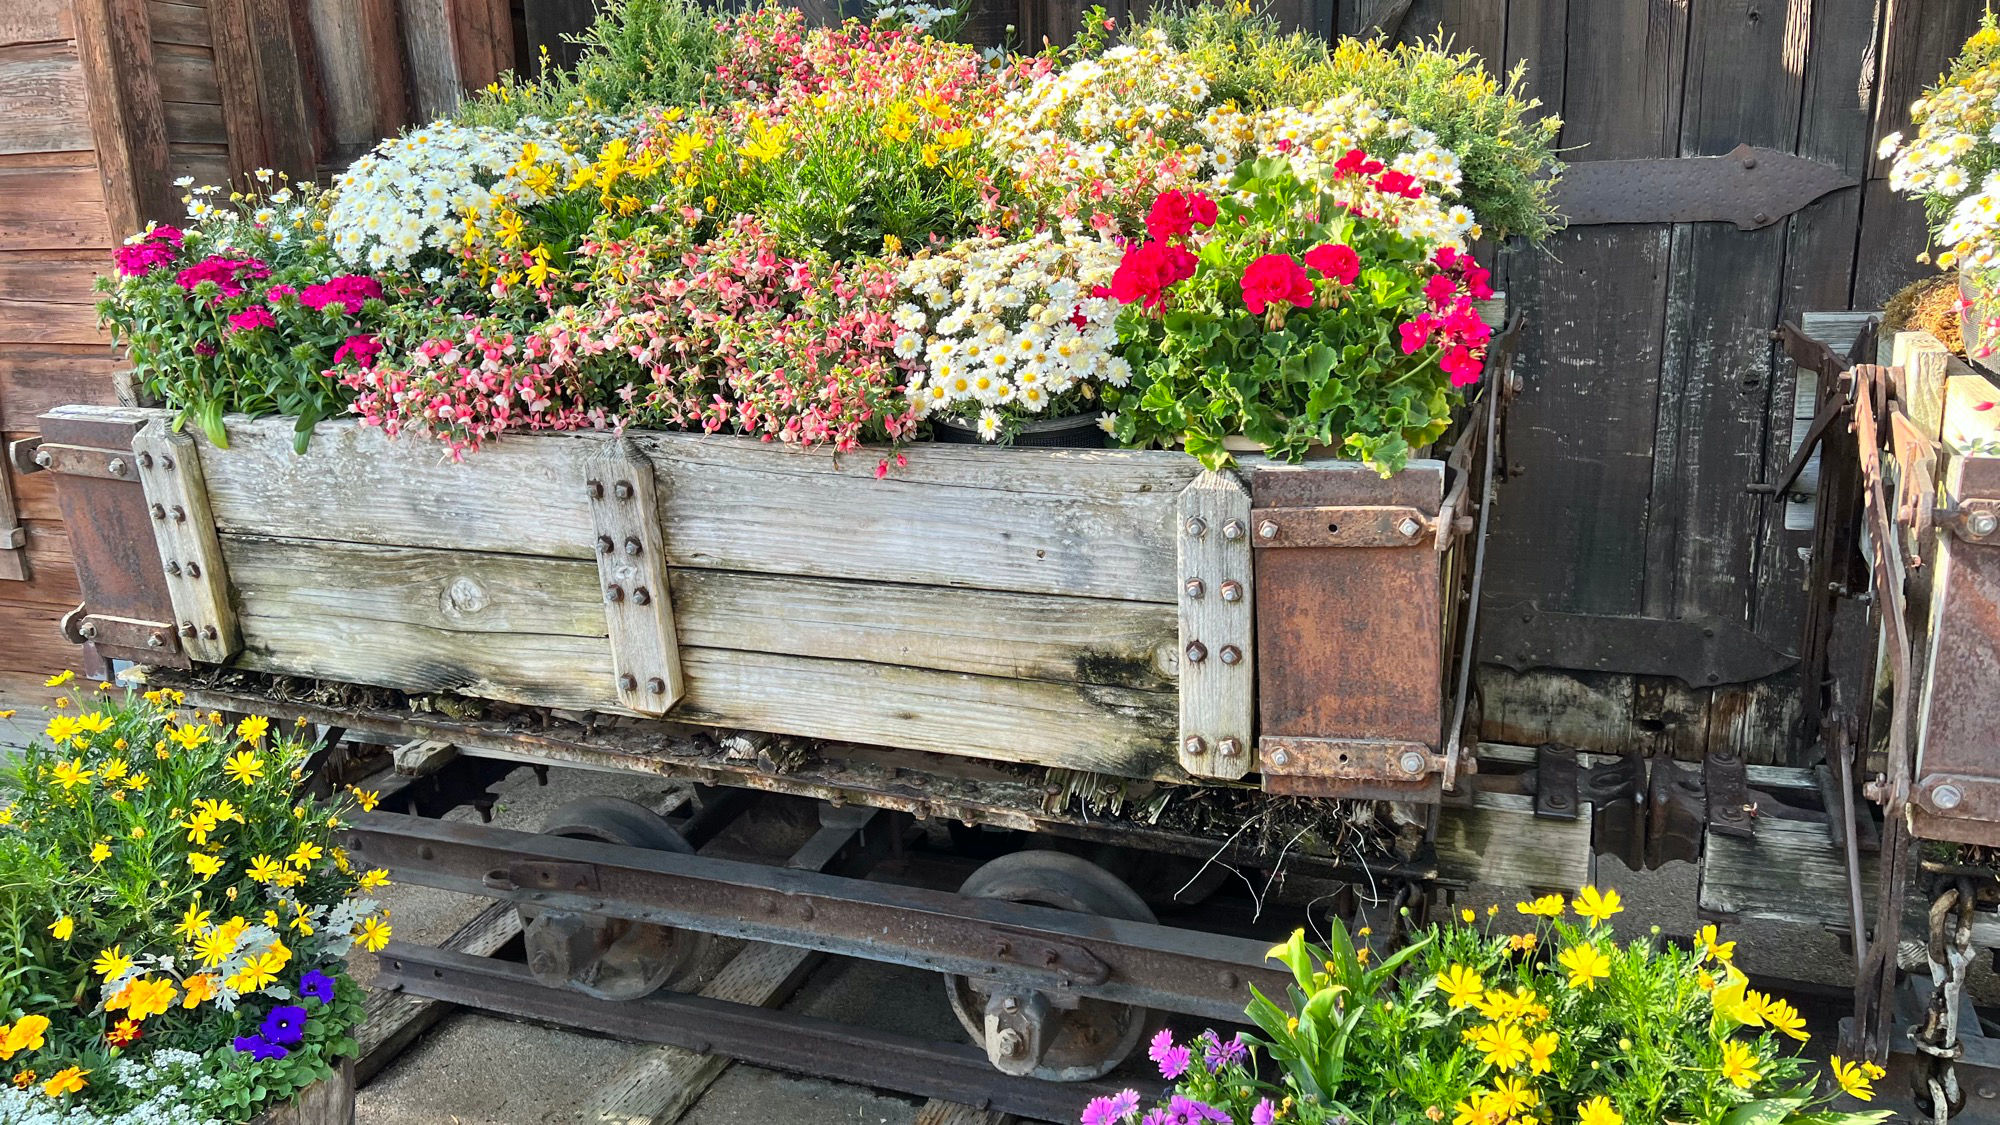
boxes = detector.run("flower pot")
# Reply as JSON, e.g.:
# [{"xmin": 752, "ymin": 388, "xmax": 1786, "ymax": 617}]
[
  {"xmin": 251, "ymin": 1059, "xmax": 355, "ymax": 1125},
  {"xmin": 1216, "ymin": 435, "xmax": 1341, "ymax": 460},
  {"xmin": 930, "ymin": 410, "xmax": 1107, "ymax": 448}
]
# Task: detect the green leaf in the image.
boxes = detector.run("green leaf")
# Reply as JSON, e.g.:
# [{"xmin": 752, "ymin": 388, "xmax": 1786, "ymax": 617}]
[{"xmin": 1721, "ymin": 1097, "xmax": 1808, "ymax": 1125}]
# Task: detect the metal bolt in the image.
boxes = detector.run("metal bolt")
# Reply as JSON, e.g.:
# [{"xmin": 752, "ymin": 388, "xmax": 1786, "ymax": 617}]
[
  {"xmin": 180, "ymin": 622, "xmax": 197, "ymax": 638},
  {"xmin": 597, "ymin": 535, "xmax": 615, "ymax": 554},
  {"xmin": 1257, "ymin": 519, "xmax": 1278, "ymax": 540},
  {"xmin": 165, "ymin": 561, "xmax": 182, "ymax": 576},
  {"xmin": 1220, "ymin": 580, "xmax": 1242, "ymax": 602},
  {"xmin": 605, "ymin": 584, "xmax": 625, "ymax": 603},
  {"xmin": 79, "ymin": 622, "xmax": 97, "ymax": 639},
  {"xmin": 632, "ymin": 586, "xmax": 652, "ymax": 606},
  {"xmin": 1740, "ymin": 154, "xmax": 1757, "ymax": 170},
  {"xmin": 146, "ymin": 632, "xmax": 164, "ymax": 648},
  {"xmin": 618, "ymin": 673, "xmax": 637, "ymax": 691},
  {"xmin": 1752, "ymin": 211, "xmax": 1771, "ymax": 226},
  {"xmin": 995, "ymin": 1028, "xmax": 1025, "ymax": 1057},
  {"xmin": 107, "ymin": 457, "xmax": 127, "ymax": 477},
  {"xmin": 587, "ymin": 479, "xmax": 604, "ymax": 500},
  {"xmin": 1270, "ymin": 748, "xmax": 1291, "ymax": 768},
  {"xmin": 138, "ymin": 451, "xmax": 153, "ymax": 469},
  {"xmin": 613, "ymin": 480, "xmax": 634, "ymax": 501},
  {"xmin": 1219, "ymin": 644, "xmax": 1241, "ymax": 665},
  {"xmin": 185, "ymin": 562, "xmax": 200, "ymax": 578},
  {"xmin": 1221, "ymin": 519, "xmax": 1245, "ymax": 541},
  {"xmin": 624, "ymin": 535, "xmax": 642, "ymax": 555},
  {"xmin": 33, "ymin": 449, "xmax": 51, "ymax": 468},
  {"xmin": 1183, "ymin": 735, "xmax": 1206, "ymax": 756},
  {"xmin": 1933, "ymin": 784, "xmax": 1965, "ymax": 811},
  {"xmin": 160, "ymin": 455, "xmax": 173, "ymax": 471},
  {"xmin": 1972, "ymin": 511, "xmax": 1999, "ymax": 537},
  {"xmin": 1398, "ymin": 517, "xmax": 1422, "ymax": 538},
  {"xmin": 1002, "ymin": 997, "xmax": 1020, "ymax": 1013},
  {"xmin": 1185, "ymin": 516, "xmax": 1206, "ymax": 538},
  {"xmin": 1185, "ymin": 640, "xmax": 1208, "ymax": 664},
  {"xmin": 150, "ymin": 503, "xmax": 166, "ymax": 520},
  {"xmin": 1185, "ymin": 577, "xmax": 1205, "ymax": 598},
  {"xmin": 203, "ymin": 625, "xmax": 217, "ymax": 640},
  {"xmin": 647, "ymin": 677, "xmax": 666, "ymax": 695},
  {"xmin": 171, "ymin": 505, "xmax": 185, "ymax": 523},
  {"xmin": 1217, "ymin": 737, "xmax": 1242, "ymax": 758},
  {"xmin": 1398, "ymin": 750, "xmax": 1428, "ymax": 776}
]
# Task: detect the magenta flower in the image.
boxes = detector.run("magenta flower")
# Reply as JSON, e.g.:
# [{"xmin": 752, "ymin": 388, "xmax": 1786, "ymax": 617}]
[
  {"xmin": 333, "ymin": 332, "xmax": 382, "ymax": 368},
  {"xmin": 1081, "ymin": 1089, "xmax": 1141, "ymax": 1125},
  {"xmin": 226, "ymin": 306, "xmax": 276, "ymax": 333},
  {"xmin": 300, "ymin": 274, "xmax": 384, "ymax": 314},
  {"xmin": 1441, "ymin": 346, "xmax": 1484, "ymax": 386},
  {"xmin": 1252, "ymin": 1099, "xmax": 1276, "ymax": 1125},
  {"xmin": 1398, "ymin": 317, "xmax": 1434, "ymax": 355},
  {"xmin": 1201, "ymin": 1031, "xmax": 1247, "ymax": 1071},
  {"xmin": 264, "ymin": 284, "xmax": 299, "ymax": 305},
  {"xmin": 1148, "ymin": 1027, "xmax": 1190, "ymax": 1080},
  {"xmin": 1161, "ymin": 1098, "xmax": 1230, "ymax": 1125}
]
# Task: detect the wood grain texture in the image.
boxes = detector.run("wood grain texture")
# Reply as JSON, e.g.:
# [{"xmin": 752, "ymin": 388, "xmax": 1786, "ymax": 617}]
[
  {"xmin": 0, "ymin": 42, "xmax": 94, "ymax": 155},
  {"xmin": 0, "ymin": 0, "xmax": 74, "ymax": 46},
  {"xmin": 149, "ymin": 1, "xmax": 212, "ymax": 45},
  {"xmin": 0, "ymin": 253, "xmax": 111, "ymax": 345},
  {"xmin": 591, "ymin": 439, "xmax": 685, "ymax": 713},
  {"xmin": 0, "ymin": 162, "xmax": 111, "ymax": 250},
  {"xmin": 1433, "ymin": 790, "xmax": 1592, "ymax": 889},
  {"xmin": 135, "ymin": 422, "xmax": 239, "ymax": 661},
  {"xmin": 72, "ymin": 0, "xmax": 177, "ymax": 237},
  {"xmin": 913, "ymin": 1103, "xmax": 1013, "ymax": 1125},
  {"xmin": 1176, "ymin": 470, "xmax": 1254, "ymax": 779},
  {"xmin": 398, "ymin": 0, "xmax": 464, "ymax": 121}
]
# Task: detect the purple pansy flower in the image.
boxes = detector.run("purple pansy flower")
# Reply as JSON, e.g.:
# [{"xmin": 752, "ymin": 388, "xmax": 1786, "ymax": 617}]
[
  {"xmin": 1081, "ymin": 1089, "xmax": 1141, "ymax": 1125},
  {"xmin": 232, "ymin": 1034, "xmax": 289, "ymax": 1061},
  {"xmin": 299, "ymin": 969, "xmax": 336, "ymax": 1005},
  {"xmin": 1148, "ymin": 1027, "xmax": 1191, "ymax": 1080},
  {"xmin": 260, "ymin": 1004, "xmax": 308, "ymax": 1046}
]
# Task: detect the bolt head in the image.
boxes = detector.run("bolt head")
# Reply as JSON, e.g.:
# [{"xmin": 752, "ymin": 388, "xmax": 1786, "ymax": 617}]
[
  {"xmin": 160, "ymin": 456, "xmax": 173, "ymax": 471},
  {"xmin": 185, "ymin": 562, "xmax": 200, "ymax": 578},
  {"xmin": 1220, "ymin": 580, "xmax": 1242, "ymax": 602},
  {"xmin": 1184, "ymin": 577, "xmax": 1205, "ymax": 598},
  {"xmin": 618, "ymin": 673, "xmax": 637, "ymax": 691},
  {"xmin": 1217, "ymin": 737, "xmax": 1242, "ymax": 758},
  {"xmin": 598, "ymin": 535, "xmax": 615, "ymax": 553},
  {"xmin": 79, "ymin": 622, "xmax": 97, "ymax": 639},
  {"xmin": 1002, "ymin": 997, "xmax": 1020, "ymax": 1013},
  {"xmin": 1258, "ymin": 519, "xmax": 1279, "ymax": 540},
  {"xmin": 165, "ymin": 561, "xmax": 182, "ymax": 576},
  {"xmin": 632, "ymin": 586, "xmax": 652, "ymax": 606},
  {"xmin": 203, "ymin": 625, "xmax": 217, "ymax": 640},
  {"xmin": 1185, "ymin": 640, "xmax": 1208, "ymax": 664},
  {"xmin": 587, "ymin": 480, "xmax": 604, "ymax": 500},
  {"xmin": 146, "ymin": 632, "xmax": 164, "ymax": 648},
  {"xmin": 180, "ymin": 622, "xmax": 197, "ymax": 638},
  {"xmin": 1185, "ymin": 516, "xmax": 1207, "ymax": 538},
  {"xmin": 1398, "ymin": 517, "xmax": 1422, "ymax": 538},
  {"xmin": 995, "ymin": 1028, "xmax": 1025, "ymax": 1056},
  {"xmin": 613, "ymin": 480, "xmax": 635, "ymax": 501},
  {"xmin": 1972, "ymin": 511, "xmax": 1999, "ymax": 537},
  {"xmin": 1221, "ymin": 519, "xmax": 1245, "ymax": 541},
  {"xmin": 1270, "ymin": 748, "xmax": 1291, "ymax": 768},
  {"xmin": 605, "ymin": 584, "xmax": 624, "ymax": 603},
  {"xmin": 1219, "ymin": 644, "xmax": 1241, "ymax": 665},
  {"xmin": 647, "ymin": 677, "xmax": 666, "ymax": 695},
  {"xmin": 33, "ymin": 449, "xmax": 51, "ymax": 468},
  {"xmin": 138, "ymin": 451, "xmax": 153, "ymax": 469},
  {"xmin": 1183, "ymin": 735, "xmax": 1206, "ymax": 756},
  {"xmin": 1933, "ymin": 783, "xmax": 1965, "ymax": 811},
  {"xmin": 1398, "ymin": 750, "xmax": 1428, "ymax": 776},
  {"xmin": 171, "ymin": 505, "xmax": 185, "ymax": 523},
  {"xmin": 624, "ymin": 535, "xmax": 643, "ymax": 555},
  {"xmin": 107, "ymin": 457, "xmax": 126, "ymax": 477}
]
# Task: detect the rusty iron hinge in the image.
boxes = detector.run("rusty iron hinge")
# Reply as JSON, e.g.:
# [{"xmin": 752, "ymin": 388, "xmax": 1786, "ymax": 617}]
[
  {"xmin": 1248, "ymin": 505, "xmax": 1445, "ymax": 549},
  {"xmin": 1553, "ymin": 144, "xmax": 1855, "ymax": 230},
  {"xmin": 1259, "ymin": 736, "xmax": 1450, "ymax": 799}
]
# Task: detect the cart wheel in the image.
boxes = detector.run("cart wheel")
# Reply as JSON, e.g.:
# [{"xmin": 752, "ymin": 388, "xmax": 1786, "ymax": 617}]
[
  {"xmin": 944, "ymin": 851, "xmax": 1158, "ymax": 1081},
  {"xmin": 519, "ymin": 797, "xmax": 710, "ymax": 1001}
]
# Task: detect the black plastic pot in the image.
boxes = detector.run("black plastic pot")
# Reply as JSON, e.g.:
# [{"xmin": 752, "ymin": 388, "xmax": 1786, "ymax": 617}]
[{"xmin": 930, "ymin": 411, "xmax": 1107, "ymax": 449}]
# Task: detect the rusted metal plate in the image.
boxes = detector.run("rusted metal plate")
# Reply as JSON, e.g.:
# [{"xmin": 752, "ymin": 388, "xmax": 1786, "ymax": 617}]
[
  {"xmin": 1478, "ymin": 607, "xmax": 1796, "ymax": 686},
  {"xmin": 1249, "ymin": 505, "xmax": 1432, "ymax": 549},
  {"xmin": 1553, "ymin": 144, "xmax": 1856, "ymax": 230},
  {"xmin": 1260, "ymin": 736, "xmax": 1443, "ymax": 801},
  {"xmin": 1249, "ymin": 460, "xmax": 1445, "ymax": 798},
  {"xmin": 78, "ymin": 613, "xmax": 183, "ymax": 656},
  {"xmin": 1912, "ymin": 453, "xmax": 2000, "ymax": 846},
  {"xmin": 33, "ymin": 441, "xmax": 143, "ymax": 480},
  {"xmin": 36, "ymin": 409, "xmax": 188, "ymax": 670}
]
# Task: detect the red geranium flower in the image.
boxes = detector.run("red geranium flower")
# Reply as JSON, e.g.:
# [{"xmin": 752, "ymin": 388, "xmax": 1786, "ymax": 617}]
[
  {"xmin": 1441, "ymin": 346, "xmax": 1484, "ymax": 386},
  {"xmin": 1240, "ymin": 253, "xmax": 1313, "ymax": 316},
  {"xmin": 1144, "ymin": 190, "xmax": 1219, "ymax": 242},
  {"xmin": 1103, "ymin": 240, "xmax": 1197, "ymax": 310},
  {"xmin": 1303, "ymin": 243, "xmax": 1360, "ymax": 286},
  {"xmin": 1334, "ymin": 149, "xmax": 1385, "ymax": 178}
]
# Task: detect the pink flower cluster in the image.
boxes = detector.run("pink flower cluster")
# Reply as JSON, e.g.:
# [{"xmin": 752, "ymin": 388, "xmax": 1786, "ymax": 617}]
[
  {"xmin": 175, "ymin": 255, "xmax": 270, "ymax": 299},
  {"xmin": 1396, "ymin": 247, "xmax": 1495, "ymax": 386},
  {"xmin": 114, "ymin": 226, "xmax": 184, "ymax": 277},
  {"xmin": 301, "ymin": 274, "xmax": 384, "ymax": 315}
]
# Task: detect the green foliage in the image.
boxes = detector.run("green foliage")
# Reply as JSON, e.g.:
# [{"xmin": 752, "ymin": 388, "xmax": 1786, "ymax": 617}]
[
  {"xmin": 453, "ymin": 0, "xmax": 728, "ymax": 127},
  {"xmin": 1132, "ymin": 1, "xmax": 1563, "ymax": 241}
]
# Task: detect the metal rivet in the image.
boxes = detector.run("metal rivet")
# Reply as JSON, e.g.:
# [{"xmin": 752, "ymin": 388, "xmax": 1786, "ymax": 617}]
[
  {"xmin": 138, "ymin": 451, "xmax": 153, "ymax": 469},
  {"xmin": 1217, "ymin": 737, "xmax": 1242, "ymax": 758},
  {"xmin": 107, "ymin": 457, "xmax": 127, "ymax": 477},
  {"xmin": 1221, "ymin": 519, "xmax": 1245, "ymax": 541},
  {"xmin": 171, "ymin": 505, "xmax": 185, "ymax": 523},
  {"xmin": 624, "ymin": 536, "xmax": 642, "ymax": 555},
  {"xmin": 150, "ymin": 503, "xmax": 166, "ymax": 520},
  {"xmin": 185, "ymin": 562, "xmax": 200, "ymax": 578},
  {"xmin": 79, "ymin": 622, "xmax": 97, "ymax": 639},
  {"xmin": 180, "ymin": 622, "xmax": 196, "ymax": 638},
  {"xmin": 1257, "ymin": 519, "xmax": 1278, "ymax": 540},
  {"xmin": 1972, "ymin": 512, "xmax": 1999, "ymax": 537},
  {"xmin": 597, "ymin": 535, "xmax": 615, "ymax": 554},
  {"xmin": 1220, "ymin": 580, "xmax": 1242, "ymax": 602},
  {"xmin": 614, "ymin": 480, "xmax": 634, "ymax": 501},
  {"xmin": 1185, "ymin": 641, "xmax": 1207, "ymax": 664},
  {"xmin": 203, "ymin": 625, "xmax": 217, "ymax": 640},
  {"xmin": 165, "ymin": 561, "xmax": 181, "ymax": 576},
  {"xmin": 1185, "ymin": 577, "xmax": 1205, "ymax": 598},
  {"xmin": 1219, "ymin": 644, "xmax": 1241, "ymax": 665},
  {"xmin": 1398, "ymin": 750, "xmax": 1428, "ymax": 776},
  {"xmin": 1934, "ymin": 784, "xmax": 1965, "ymax": 811},
  {"xmin": 1183, "ymin": 735, "xmax": 1206, "ymax": 756},
  {"xmin": 647, "ymin": 677, "xmax": 666, "ymax": 695},
  {"xmin": 1752, "ymin": 211, "xmax": 1771, "ymax": 226},
  {"xmin": 33, "ymin": 449, "xmax": 50, "ymax": 468},
  {"xmin": 632, "ymin": 586, "xmax": 652, "ymax": 606},
  {"xmin": 1185, "ymin": 516, "xmax": 1206, "ymax": 538},
  {"xmin": 618, "ymin": 673, "xmax": 637, "ymax": 691},
  {"xmin": 1270, "ymin": 748, "xmax": 1291, "ymax": 768},
  {"xmin": 146, "ymin": 632, "xmax": 164, "ymax": 648},
  {"xmin": 1740, "ymin": 154, "xmax": 1757, "ymax": 170},
  {"xmin": 587, "ymin": 479, "xmax": 604, "ymax": 500},
  {"xmin": 605, "ymin": 584, "xmax": 625, "ymax": 603},
  {"xmin": 1398, "ymin": 517, "xmax": 1422, "ymax": 538}
]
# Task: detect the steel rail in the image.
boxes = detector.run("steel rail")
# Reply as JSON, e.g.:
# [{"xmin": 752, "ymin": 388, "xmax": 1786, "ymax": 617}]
[
  {"xmin": 375, "ymin": 942, "xmax": 1158, "ymax": 1120},
  {"xmin": 345, "ymin": 812, "xmax": 1295, "ymax": 1024}
]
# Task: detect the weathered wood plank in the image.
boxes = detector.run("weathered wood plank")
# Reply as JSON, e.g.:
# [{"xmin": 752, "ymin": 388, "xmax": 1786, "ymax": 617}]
[
  {"xmin": 1176, "ymin": 470, "xmax": 1254, "ymax": 779},
  {"xmin": 0, "ymin": 42, "xmax": 94, "ymax": 155},
  {"xmin": 913, "ymin": 1102, "xmax": 1013, "ymax": 1125},
  {"xmin": 0, "ymin": 162, "xmax": 112, "ymax": 250},
  {"xmin": 0, "ymin": 0, "xmax": 74, "ymax": 46},
  {"xmin": 0, "ymin": 253, "xmax": 111, "ymax": 345},
  {"xmin": 72, "ymin": 0, "xmax": 177, "ymax": 238},
  {"xmin": 580, "ymin": 942, "xmax": 819, "ymax": 1125},
  {"xmin": 136, "ymin": 422, "xmax": 239, "ymax": 661},
  {"xmin": 592, "ymin": 440, "xmax": 685, "ymax": 714},
  {"xmin": 163, "ymin": 98, "xmax": 227, "ymax": 146},
  {"xmin": 152, "ymin": 40, "xmax": 220, "ymax": 103},
  {"xmin": 220, "ymin": 536, "xmax": 1176, "ymax": 691},
  {"xmin": 1434, "ymin": 790, "xmax": 1593, "ymax": 890},
  {"xmin": 150, "ymin": 0, "xmax": 211, "ymax": 45},
  {"xmin": 397, "ymin": 0, "xmax": 463, "ymax": 121}
]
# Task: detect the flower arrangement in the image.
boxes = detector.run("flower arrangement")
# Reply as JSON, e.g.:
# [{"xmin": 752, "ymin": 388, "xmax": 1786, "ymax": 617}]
[
  {"xmin": 899, "ymin": 232, "xmax": 1127, "ymax": 441},
  {"xmin": 0, "ymin": 674, "xmax": 387, "ymax": 1122},
  {"xmin": 1880, "ymin": 16, "xmax": 2000, "ymax": 356},
  {"xmin": 1080, "ymin": 887, "xmax": 1891, "ymax": 1125},
  {"xmin": 1102, "ymin": 161, "xmax": 1493, "ymax": 472},
  {"xmin": 96, "ymin": 178, "xmax": 389, "ymax": 450}
]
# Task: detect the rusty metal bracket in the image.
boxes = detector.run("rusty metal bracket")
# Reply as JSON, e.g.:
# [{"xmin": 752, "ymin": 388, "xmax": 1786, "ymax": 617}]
[
  {"xmin": 7, "ymin": 437, "xmax": 44, "ymax": 476},
  {"xmin": 1937, "ymin": 497, "xmax": 2000, "ymax": 545},
  {"xmin": 32, "ymin": 441, "xmax": 143, "ymax": 480},
  {"xmin": 1532, "ymin": 744, "xmax": 1580, "ymax": 822},
  {"xmin": 1249, "ymin": 505, "xmax": 1434, "ymax": 549},
  {"xmin": 1914, "ymin": 774, "xmax": 2000, "ymax": 823},
  {"xmin": 1259, "ymin": 736, "xmax": 1446, "ymax": 801},
  {"xmin": 1553, "ymin": 144, "xmax": 1856, "ymax": 230},
  {"xmin": 1479, "ymin": 606, "xmax": 1797, "ymax": 686},
  {"xmin": 77, "ymin": 614, "xmax": 183, "ymax": 656},
  {"xmin": 1646, "ymin": 752, "xmax": 1708, "ymax": 869}
]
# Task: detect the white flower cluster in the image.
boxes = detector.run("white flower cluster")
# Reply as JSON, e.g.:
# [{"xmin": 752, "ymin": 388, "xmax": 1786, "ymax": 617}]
[
  {"xmin": 1200, "ymin": 93, "xmax": 1478, "ymax": 250},
  {"xmin": 986, "ymin": 31, "xmax": 1211, "ymax": 179},
  {"xmin": 1881, "ymin": 39, "xmax": 2000, "ymax": 273},
  {"xmin": 0, "ymin": 1050, "xmax": 222, "ymax": 1125},
  {"xmin": 898, "ymin": 233, "xmax": 1127, "ymax": 439},
  {"xmin": 325, "ymin": 121, "xmax": 577, "ymax": 272},
  {"xmin": 869, "ymin": 0, "xmax": 958, "ymax": 31}
]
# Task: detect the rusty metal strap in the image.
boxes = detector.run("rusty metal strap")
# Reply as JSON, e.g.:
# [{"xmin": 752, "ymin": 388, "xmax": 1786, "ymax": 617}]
[
  {"xmin": 1555, "ymin": 145, "xmax": 1855, "ymax": 230},
  {"xmin": 1249, "ymin": 505, "xmax": 1434, "ymax": 548},
  {"xmin": 33, "ymin": 441, "xmax": 143, "ymax": 480},
  {"xmin": 1260, "ymin": 737, "xmax": 1442, "ymax": 782}
]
